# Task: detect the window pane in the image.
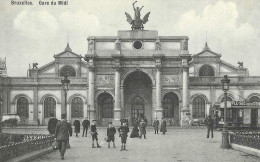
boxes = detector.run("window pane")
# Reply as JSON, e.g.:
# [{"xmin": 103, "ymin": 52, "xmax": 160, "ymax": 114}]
[
  {"xmin": 44, "ymin": 97, "xmax": 56, "ymax": 118},
  {"xmin": 17, "ymin": 97, "xmax": 29, "ymax": 118},
  {"xmin": 192, "ymin": 96, "xmax": 205, "ymax": 118},
  {"xmin": 72, "ymin": 97, "xmax": 84, "ymax": 118}
]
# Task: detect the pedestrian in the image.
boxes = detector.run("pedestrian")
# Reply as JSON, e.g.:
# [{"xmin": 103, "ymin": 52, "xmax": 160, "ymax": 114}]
[
  {"xmin": 206, "ymin": 115, "xmax": 214, "ymax": 138},
  {"xmin": 161, "ymin": 118, "xmax": 167, "ymax": 135},
  {"xmin": 73, "ymin": 118, "xmax": 80, "ymax": 137},
  {"xmin": 120, "ymin": 117, "xmax": 125, "ymax": 126},
  {"xmin": 47, "ymin": 113, "xmax": 58, "ymax": 135},
  {"xmin": 139, "ymin": 119, "xmax": 147, "ymax": 139},
  {"xmin": 107, "ymin": 122, "xmax": 116, "ymax": 148},
  {"xmin": 125, "ymin": 116, "xmax": 129, "ymax": 127},
  {"xmin": 144, "ymin": 116, "xmax": 148, "ymax": 125},
  {"xmin": 130, "ymin": 119, "xmax": 139, "ymax": 138},
  {"xmin": 55, "ymin": 114, "xmax": 72, "ymax": 160},
  {"xmin": 137, "ymin": 116, "xmax": 141, "ymax": 126},
  {"xmin": 118, "ymin": 121, "xmax": 129, "ymax": 151},
  {"xmin": 90, "ymin": 120, "xmax": 101, "ymax": 148},
  {"xmin": 153, "ymin": 118, "xmax": 160, "ymax": 134},
  {"xmin": 82, "ymin": 117, "xmax": 90, "ymax": 137}
]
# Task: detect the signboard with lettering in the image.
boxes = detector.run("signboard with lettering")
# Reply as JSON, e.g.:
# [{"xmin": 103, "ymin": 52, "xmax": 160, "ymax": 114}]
[{"xmin": 231, "ymin": 100, "xmax": 260, "ymax": 107}]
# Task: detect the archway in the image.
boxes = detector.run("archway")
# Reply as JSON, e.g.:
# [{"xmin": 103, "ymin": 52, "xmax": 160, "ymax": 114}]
[
  {"xmin": 124, "ymin": 71, "xmax": 152, "ymax": 125},
  {"xmin": 162, "ymin": 92, "xmax": 179, "ymax": 125},
  {"xmin": 97, "ymin": 93, "xmax": 114, "ymax": 125}
]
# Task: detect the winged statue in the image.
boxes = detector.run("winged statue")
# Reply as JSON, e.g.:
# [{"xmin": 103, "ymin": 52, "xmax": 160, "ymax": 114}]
[{"xmin": 125, "ymin": 1, "xmax": 151, "ymax": 30}]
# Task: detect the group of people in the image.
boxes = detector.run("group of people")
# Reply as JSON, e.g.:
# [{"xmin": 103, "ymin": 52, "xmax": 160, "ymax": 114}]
[{"xmin": 47, "ymin": 114, "xmax": 170, "ymax": 160}]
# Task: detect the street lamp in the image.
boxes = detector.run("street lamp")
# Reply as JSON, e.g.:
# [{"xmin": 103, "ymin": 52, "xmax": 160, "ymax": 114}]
[
  {"xmin": 61, "ymin": 75, "xmax": 70, "ymax": 119},
  {"xmin": 221, "ymin": 75, "xmax": 231, "ymax": 149}
]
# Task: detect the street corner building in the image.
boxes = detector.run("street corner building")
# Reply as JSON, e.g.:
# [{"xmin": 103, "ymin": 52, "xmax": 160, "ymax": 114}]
[{"xmin": 0, "ymin": 9, "xmax": 260, "ymax": 127}]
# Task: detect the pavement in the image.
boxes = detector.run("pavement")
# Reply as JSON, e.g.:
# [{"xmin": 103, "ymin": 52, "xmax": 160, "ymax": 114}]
[{"xmin": 11, "ymin": 127, "xmax": 256, "ymax": 162}]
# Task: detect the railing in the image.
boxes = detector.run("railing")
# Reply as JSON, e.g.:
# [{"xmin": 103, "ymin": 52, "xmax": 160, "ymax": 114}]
[
  {"xmin": 0, "ymin": 133, "xmax": 54, "ymax": 161},
  {"xmin": 230, "ymin": 131, "xmax": 260, "ymax": 150}
]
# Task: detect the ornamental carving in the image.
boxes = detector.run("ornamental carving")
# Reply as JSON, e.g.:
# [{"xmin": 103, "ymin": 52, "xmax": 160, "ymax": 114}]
[
  {"xmin": 162, "ymin": 68, "xmax": 181, "ymax": 75},
  {"xmin": 162, "ymin": 75, "xmax": 181, "ymax": 84},
  {"xmin": 95, "ymin": 75, "xmax": 114, "ymax": 85}
]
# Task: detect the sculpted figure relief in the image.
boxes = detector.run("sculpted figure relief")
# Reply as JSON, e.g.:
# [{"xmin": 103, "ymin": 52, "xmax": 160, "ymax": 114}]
[
  {"xmin": 155, "ymin": 38, "xmax": 161, "ymax": 51},
  {"xmin": 88, "ymin": 39, "xmax": 94, "ymax": 51},
  {"xmin": 115, "ymin": 38, "xmax": 121, "ymax": 51}
]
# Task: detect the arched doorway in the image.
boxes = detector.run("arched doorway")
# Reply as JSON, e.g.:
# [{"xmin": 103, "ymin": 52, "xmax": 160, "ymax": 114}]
[
  {"xmin": 17, "ymin": 97, "xmax": 29, "ymax": 124},
  {"xmin": 124, "ymin": 71, "xmax": 152, "ymax": 125},
  {"xmin": 162, "ymin": 92, "xmax": 179, "ymax": 125},
  {"xmin": 71, "ymin": 97, "xmax": 84, "ymax": 118},
  {"xmin": 249, "ymin": 96, "xmax": 260, "ymax": 127},
  {"xmin": 98, "ymin": 93, "xmax": 114, "ymax": 125},
  {"xmin": 43, "ymin": 97, "xmax": 56, "ymax": 125}
]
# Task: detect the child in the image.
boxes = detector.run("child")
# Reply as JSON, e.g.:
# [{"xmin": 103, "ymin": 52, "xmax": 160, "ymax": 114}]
[
  {"xmin": 107, "ymin": 122, "xmax": 116, "ymax": 148},
  {"xmin": 118, "ymin": 121, "xmax": 129, "ymax": 151},
  {"xmin": 90, "ymin": 120, "xmax": 101, "ymax": 148}
]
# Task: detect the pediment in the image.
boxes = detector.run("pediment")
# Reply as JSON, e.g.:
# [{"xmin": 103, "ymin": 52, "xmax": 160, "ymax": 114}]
[{"xmin": 193, "ymin": 50, "xmax": 221, "ymax": 58}]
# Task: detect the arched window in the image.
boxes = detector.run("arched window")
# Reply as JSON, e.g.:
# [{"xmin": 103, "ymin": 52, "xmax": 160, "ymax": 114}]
[
  {"xmin": 249, "ymin": 96, "xmax": 260, "ymax": 103},
  {"xmin": 44, "ymin": 97, "xmax": 56, "ymax": 118},
  {"xmin": 199, "ymin": 65, "xmax": 215, "ymax": 76},
  {"xmin": 17, "ymin": 97, "xmax": 29, "ymax": 118},
  {"xmin": 162, "ymin": 93, "xmax": 179, "ymax": 118},
  {"xmin": 71, "ymin": 97, "xmax": 84, "ymax": 118},
  {"xmin": 221, "ymin": 96, "xmax": 233, "ymax": 102},
  {"xmin": 60, "ymin": 66, "xmax": 76, "ymax": 77},
  {"xmin": 99, "ymin": 93, "xmax": 114, "ymax": 118},
  {"xmin": 132, "ymin": 96, "xmax": 145, "ymax": 119},
  {"xmin": 192, "ymin": 96, "xmax": 206, "ymax": 118}
]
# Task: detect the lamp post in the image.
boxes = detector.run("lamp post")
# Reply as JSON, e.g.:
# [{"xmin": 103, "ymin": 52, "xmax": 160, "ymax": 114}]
[
  {"xmin": 221, "ymin": 75, "xmax": 231, "ymax": 149},
  {"xmin": 61, "ymin": 75, "xmax": 70, "ymax": 119},
  {"xmin": 88, "ymin": 104, "xmax": 90, "ymax": 121}
]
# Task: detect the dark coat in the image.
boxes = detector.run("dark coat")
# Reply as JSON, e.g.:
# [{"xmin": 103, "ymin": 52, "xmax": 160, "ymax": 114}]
[
  {"xmin": 73, "ymin": 120, "xmax": 80, "ymax": 133},
  {"xmin": 91, "ymin": 124, "xmax": 98, "ymax": 135},
  {"xmin": 153, "ymin": 120, "xmax": 160, "ymax": 130},
  {"xmin": 82, "ymin": 119, "xmax": 90, "ymax": 128},
  {"xmin": 161, "ymin": 120, "xmax": 167, "ymax": 132},
  {"xmin": 205, "ymin": 116, "xmax": 214, "ymax": 127},
  {"xmin": 47, "ymin": 117, "xmax": 58, "ymax": 134},
  {"xmin": 139, "ymin": 121, "xmax": 146, "ymax": 134},
  {"xmin": 118, "ymin": 126, "xmax": 129, "ymax": 138},
  {"xmin": 55, "ymin": 120, "xmax": 72, "ymax": 141},
  {"xmin": 107, "ymin": 126, "xmax": 116, "ymax": 137}
]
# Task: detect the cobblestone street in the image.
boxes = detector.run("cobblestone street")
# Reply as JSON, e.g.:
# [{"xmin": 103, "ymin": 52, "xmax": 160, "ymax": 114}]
[{"xmin": 7, "ymin": 127, "xmax": 257, "ymax": 162}]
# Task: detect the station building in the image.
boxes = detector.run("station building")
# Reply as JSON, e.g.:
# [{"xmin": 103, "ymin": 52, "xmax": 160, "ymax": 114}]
[{"xmin": 0, "ymin": 21, "xmax": 260, "ymax": 127}]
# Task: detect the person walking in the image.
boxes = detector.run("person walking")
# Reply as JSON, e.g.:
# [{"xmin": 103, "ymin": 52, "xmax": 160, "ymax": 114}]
[
  {"xmin": 82, "ymin": 117, "xmax": 90, "ymax": 137},
  {"xmin": 55, "ymin": 114, "xmax": 72, "ymax": 160},
  {"xmin": 73, "ymin": 118, "xmax": 80, "ymax": 137},
  {"xmin": 90, "ymin": 120, "xmax": 101, "ymax": 148},
  {"xmin": 139, "ymin": 119, "xmax": 147, "ymax": 139},
  {"xmin": 206, "ymin": 115, "xmax": 214, "ymax": 138},
  {"xmin": 47, "ymin": 113, "xmax": 58, "ymax": 135},
  {"xmin": 107, "ymin": 122, "xmax": 116, "ymax": 148},
  {"xmin": 118, "ymin": 121, "xmax": 129, "ymax": 151},
  {"xmin": 161, "ymin": 118, "xmax": 167, "ymax": 135},
  {"xmin": 153, "ymin": 118, "xmax": 160, "ymax": 134},
  {"xmin": 130, "ymin": 118, "xmax": 139, "ymax": 138}
]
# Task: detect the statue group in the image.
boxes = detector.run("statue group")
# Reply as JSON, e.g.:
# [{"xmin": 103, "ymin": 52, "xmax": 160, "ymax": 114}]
[{"xmin": 125, "ymin": 1, "xmax": 150, "ymax": 30}]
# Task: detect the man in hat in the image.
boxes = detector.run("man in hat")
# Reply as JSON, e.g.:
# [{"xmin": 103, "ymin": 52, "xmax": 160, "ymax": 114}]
[
  {"xmin": 153, "ymin": 118, "xmax": 160, "ymax": 134},
  {"xmin": 82, "ymin": 117, "xmax": 90, "ymax": 137},
  {"xmin": 118, "ymin": 121, "xmax": 129, "ymax": 151},
  {"xmin": 47, "ymin": 113, "xmax": 58, "ymax": 135},
  {"xmin": 55, "ymin": 114, "xmax": 72, "ymax": 160},
  {"xmin": 206, "ymin": 115, "xmax": 214, "ymax": 138},
  {"xmin": 107, "ymin": 122, "xmax": 116, "ymax": 148},
  {"xmin": 90, "ymin": 120, "xmax": 101, "ymax": 148},
  {"xmin": 73, "ymin": 118, "xmax": 80, "ymax": 137}
]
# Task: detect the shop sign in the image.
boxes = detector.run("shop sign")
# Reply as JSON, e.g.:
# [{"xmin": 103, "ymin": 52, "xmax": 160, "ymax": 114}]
[{"xmin": 231, "ymin": 100, "xmax": 260, "ymax": 106}]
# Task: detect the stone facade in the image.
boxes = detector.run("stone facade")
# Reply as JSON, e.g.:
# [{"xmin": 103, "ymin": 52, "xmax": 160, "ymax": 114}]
[{"xmin": 0, "ymin": 29, "xmax": 260, "ymax": 127}]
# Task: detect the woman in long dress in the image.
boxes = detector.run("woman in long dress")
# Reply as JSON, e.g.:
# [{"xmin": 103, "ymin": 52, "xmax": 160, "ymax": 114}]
[
  {"xmin": 130, "ymin": 119, "xmax": 139, "ymax": 138},
  {"xmin": 161, "ymin": 118, "xmax": 167, "ymax": 135}
]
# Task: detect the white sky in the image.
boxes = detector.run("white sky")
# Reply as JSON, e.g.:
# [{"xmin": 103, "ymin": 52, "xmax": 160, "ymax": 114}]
[{"xmin": 0, "ymin": 0, "xmax": 260, "ymax": 76}]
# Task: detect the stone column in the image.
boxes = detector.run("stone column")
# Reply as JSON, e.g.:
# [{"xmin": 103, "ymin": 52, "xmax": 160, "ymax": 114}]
[
  {"xmin": 88, "ymin": 66, "xmax": 96, "ymax": 120},
  {"xmin": 180, "ymin": 55, "xmax": 191, "ymax": 127},
  {"xmin": 155, "ymin": 65, "xmax": 163, "ymax": 119},
  {"xmin": 113, "ymin": 66, "xmax": 121, "ymax": 125}
]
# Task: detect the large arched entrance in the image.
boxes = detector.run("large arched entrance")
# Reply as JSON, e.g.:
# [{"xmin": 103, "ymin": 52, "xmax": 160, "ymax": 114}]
[
  {"xmin": 124, "ymin": 71, "xmax": 152, "ymax": 125},
  {"xmin": 97, "ymin": 92, "xmax": 114, "ymax": 125},
  {"xmin": 162, "ymin": 92, "xmax": 179, "ymax": 125}
]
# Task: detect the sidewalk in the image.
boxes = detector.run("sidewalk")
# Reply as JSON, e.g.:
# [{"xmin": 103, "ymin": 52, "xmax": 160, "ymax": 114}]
[{"xmin": 32, "ymin": 128, "xmax": 259, "ymax": 162}]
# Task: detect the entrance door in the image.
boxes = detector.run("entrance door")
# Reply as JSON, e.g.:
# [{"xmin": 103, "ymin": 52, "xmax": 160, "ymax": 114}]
[
  {"xmin": 251, "ymin": 108, "xmax": 258, "ymax": 127},
  {"xmin": 131, "ymin": 96, "xmax": 145, "ymax": 122}
]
